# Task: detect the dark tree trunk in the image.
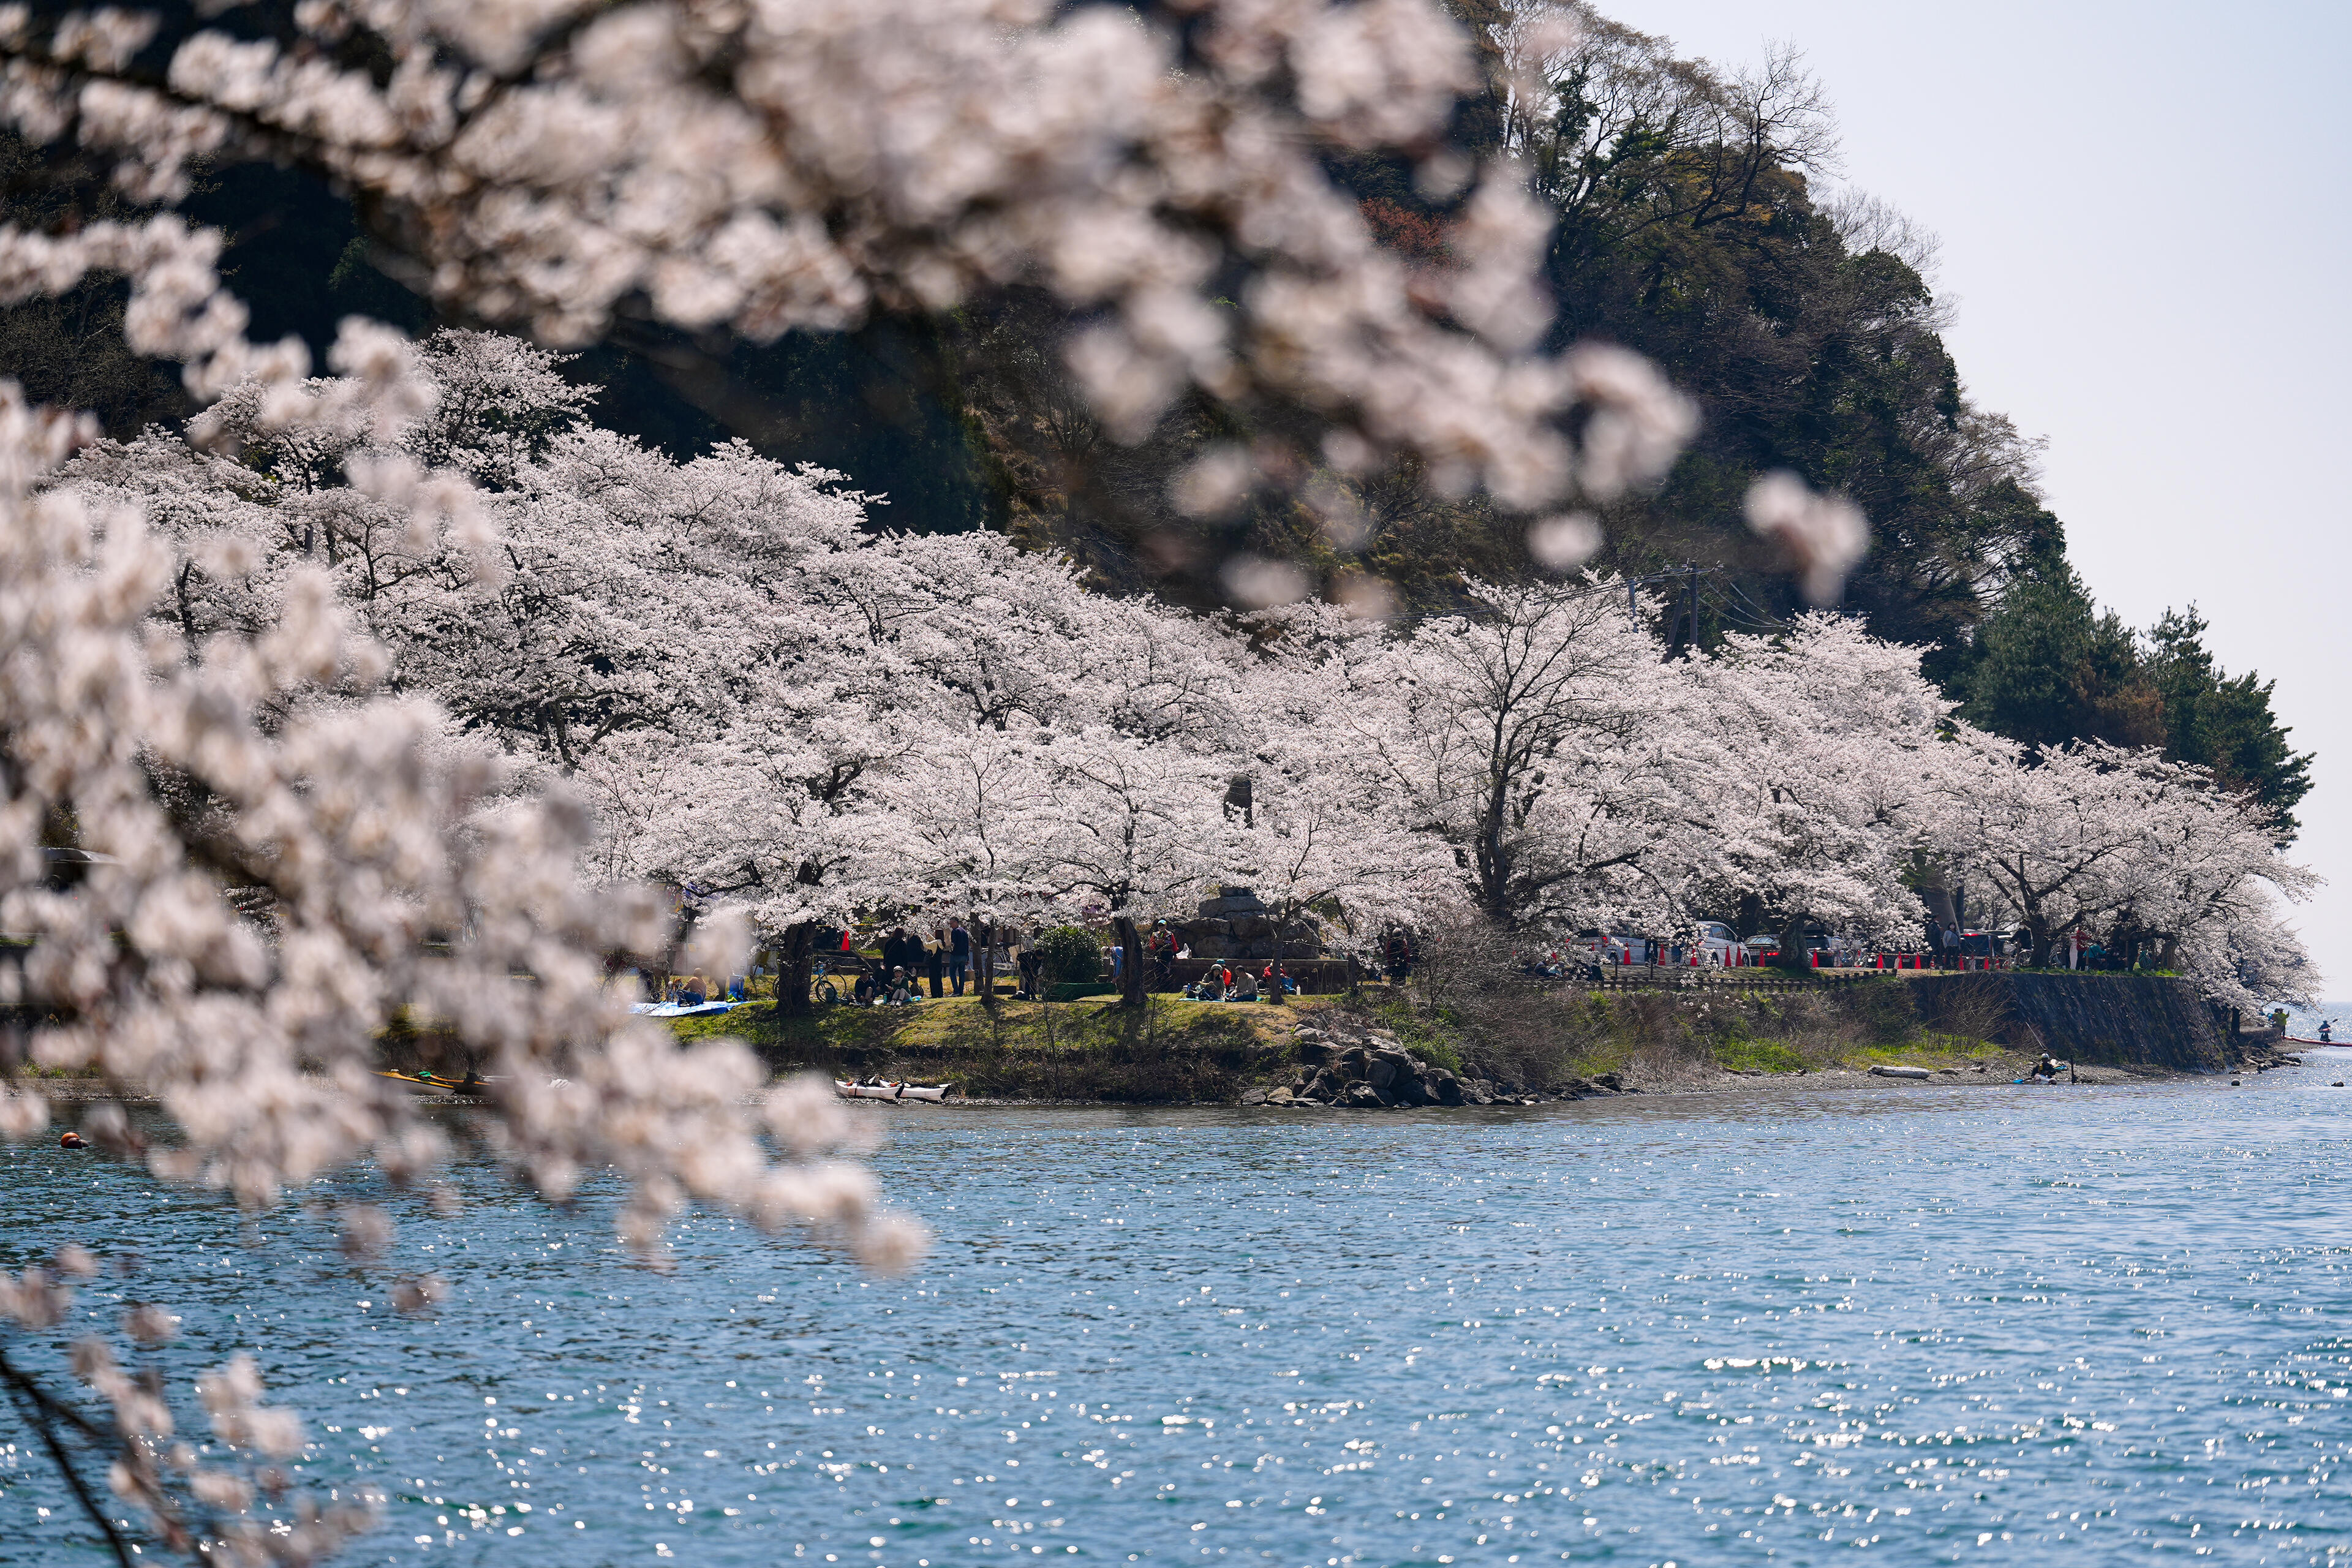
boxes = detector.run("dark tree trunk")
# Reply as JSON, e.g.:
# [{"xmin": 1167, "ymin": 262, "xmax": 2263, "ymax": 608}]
[
  {"xmin": 772, "ymin": 921, "xmax": 820, "ymax": 1019},
  {"xmin": 1777, "ymin": 913, "xmax": 1810, "ymax": 971},
  {"xmin": 974, "ymin": 914, "xmax": 997, "ymax": 1005},
  {"xmin": 1266, "ymin": 914, "xmax": 1287, "ymax": 1005},
  {"xmin": 1114, "ymin": 914, "xmax": 1146, "ymax": 1008}
]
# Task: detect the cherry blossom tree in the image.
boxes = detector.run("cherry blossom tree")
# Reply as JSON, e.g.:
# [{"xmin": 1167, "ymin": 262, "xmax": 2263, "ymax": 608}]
[
  {"xmin": 1031, "ymin": 727, "xmax": 1242, "ymax": 1008},
  {"xmin": 1231, "ymin": 715, "xmax": 1446, "ymax": 996},
  {"xmin": 1680, "ymin": 614, "xmax": 1968, "ymax": 960},
  {"xmin": 1941, "ymin": 734, "xmax": 2316, "ymax": 981},
  {"xmin": 894, "ymin": 722, "xmax": 1061, "ymax": 998},
  {"xmin": 0, "ymin": 377, "xmax": 925, "ymax": 1560},
  {"xmin": 1349, "ymin": 577, "xmax": 1665, "ymax": 930}
]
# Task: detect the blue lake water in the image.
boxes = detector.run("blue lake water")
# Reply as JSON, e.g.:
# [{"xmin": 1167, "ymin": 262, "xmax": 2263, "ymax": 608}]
[{"xmin": 9, "ymin": 1054, "xmax": 2352, "ymax": 1566}]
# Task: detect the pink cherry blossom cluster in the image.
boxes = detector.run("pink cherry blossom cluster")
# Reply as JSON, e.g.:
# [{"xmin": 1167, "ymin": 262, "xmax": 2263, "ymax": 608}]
[{"xmin": 0, "ymin": 0, "xmax": 1700, "ymax": 518}]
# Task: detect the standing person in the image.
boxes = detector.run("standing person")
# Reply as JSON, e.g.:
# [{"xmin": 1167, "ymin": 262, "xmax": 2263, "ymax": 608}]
[
  {"xmin": 924, "ymin": 928, "xmax": 946, "ymax": 998},
  {"xmin": 1017, "ymin": 932, "xmax": 1044, "ymax": 1000},
  {"xmin": 1939, "ymin": 922, "xmax": 1959, "ymax": 970},
  {"xmin": 948, "ymin": 919, "xmax": 972, "ymax": 996},
  {"xmin": 1385, "ymin": 932, "xmax": 1411, "ymax": 983}
]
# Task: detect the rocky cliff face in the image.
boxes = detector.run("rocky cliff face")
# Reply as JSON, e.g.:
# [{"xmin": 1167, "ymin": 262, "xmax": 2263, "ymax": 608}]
[{"xmin": 1914, "ymin": 973, "xmax": 2236, "ymax": 1072}]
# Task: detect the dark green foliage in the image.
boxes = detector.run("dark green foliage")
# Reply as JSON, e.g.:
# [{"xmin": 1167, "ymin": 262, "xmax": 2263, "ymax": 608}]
[
  {"xmin": 1031, "ymin": 926, "xmax": 1102, "ymax": 986},
  {"xmin": 2141, "ymin": 606, "xmax": 2312, "ymax": 827},
  {"xmin": 1955, "ymin": 567, "xmax": 2312, "ymax": 832},
  {"xmin": 188, "ymin": 164, "xmax": 434, "ymax": 352},
  {"xmin": 7, "ymin": 140, "xmax": 998, "ymax": 530},
  {"xmin": 1525, "ymin": 56, "xmax": 2060, "ymax": 653},
  {"xmin": 575, "ymin": 316, "xmax": 999, "ymax": 532},
  {"xmin": 1958, "ymin": 565, "xmax": 2162, "ymax": 751},
  {"xmin": 0, "ymin": 134, "xmax": 187, "ymax": 432}
]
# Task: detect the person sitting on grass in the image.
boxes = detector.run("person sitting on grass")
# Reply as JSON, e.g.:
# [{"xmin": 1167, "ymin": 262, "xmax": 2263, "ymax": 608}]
[
  {"xmin": 1229, "ymin": 968, "xmax": 1259, "ymax": 1002},
  {"xmin": 887, "ymin": 966, "xmax": 917, "ymax": 1006},
  {"xmin": 853, "ymin": 969, "xmax": 879, "ymax": 1006}
]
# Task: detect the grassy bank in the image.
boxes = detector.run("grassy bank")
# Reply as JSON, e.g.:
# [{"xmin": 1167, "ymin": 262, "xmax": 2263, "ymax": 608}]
[
  {"xmin": 670, "ymin": 991, "xmax": 1363, "ymax": 1101},
  {"xmin": 1332, "ymin": 974, "xmax": 2041, "ymax": 1090},
  {"xmin": 655, "ymin": 971, "xmax": 2057, "ymax": 1100}
]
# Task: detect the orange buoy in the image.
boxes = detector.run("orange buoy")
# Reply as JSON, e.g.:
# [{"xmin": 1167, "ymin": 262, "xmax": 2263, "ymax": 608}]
[{"xmin": 59, "ymin": 1131, "xmax": 86, "ymax": 1149}]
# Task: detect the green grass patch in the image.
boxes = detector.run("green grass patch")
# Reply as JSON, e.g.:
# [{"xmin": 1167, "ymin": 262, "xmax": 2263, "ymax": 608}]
[
  {"xmin": 663, "ymin": 991, "xmax": 1300, "ymax": 1061},
  {"xmin": 1844, "ymin": 1035, "xmax": 2012, "ymax": 1069},
  {"xmin": 1714, "ymin": 1038, "xmax": 1810, "ymax": 1074},
  {"xmin": 1354, "ymin": 990, "xmax": 1468, "ymax": 1074}
]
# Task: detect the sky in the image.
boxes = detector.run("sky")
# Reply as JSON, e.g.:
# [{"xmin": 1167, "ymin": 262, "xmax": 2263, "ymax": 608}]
[{"xmin": 1598, "ymin": 0, "xmax": 2352, "ymax": 998}]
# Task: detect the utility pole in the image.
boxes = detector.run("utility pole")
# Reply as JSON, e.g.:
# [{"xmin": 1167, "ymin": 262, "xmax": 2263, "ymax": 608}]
[{"xmin": 1663, "ymin": 564, "xmax": 1702, "ymax": 660}]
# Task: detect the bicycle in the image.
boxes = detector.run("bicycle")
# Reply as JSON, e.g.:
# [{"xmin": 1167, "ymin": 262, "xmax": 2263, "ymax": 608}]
[{"xmin": 810, "ymin": 958, "xmax": 842, "ymax": 1009}]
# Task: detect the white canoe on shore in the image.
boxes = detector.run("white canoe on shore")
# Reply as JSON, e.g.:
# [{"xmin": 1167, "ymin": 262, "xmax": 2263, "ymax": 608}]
[
  {"xmin": 1868, "ymin": 1065, "xmax": 1933, "ymax": 1080},
  {"xmin": 835, "ymin": 1080, "xmax": 949, "ymax": 1102}
]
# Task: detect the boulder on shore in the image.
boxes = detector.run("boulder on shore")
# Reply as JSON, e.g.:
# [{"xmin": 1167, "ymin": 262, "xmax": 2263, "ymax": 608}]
[{"xmin": 1262, "ymin": 1019, "xmax": 1555, "ymax": 1110}]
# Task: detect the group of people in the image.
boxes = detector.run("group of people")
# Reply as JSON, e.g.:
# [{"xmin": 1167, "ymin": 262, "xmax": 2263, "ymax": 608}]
[
  {"xmin": 1182, "ymin": 962, "xmax": 1298, "ymax": 1003},
  {"xmin": 836, "ymin": 920, "xmax": 978, "ymax": 1006},
  {"xmin": 663, "ymin": 973, "xmax": 746, "ymax": 1005}
]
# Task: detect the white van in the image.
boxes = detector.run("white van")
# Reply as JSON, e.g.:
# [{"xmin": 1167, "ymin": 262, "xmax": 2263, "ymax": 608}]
[{"xmin": 1690, "ymin": 920, "xmax": 1746, "ymax": 966}]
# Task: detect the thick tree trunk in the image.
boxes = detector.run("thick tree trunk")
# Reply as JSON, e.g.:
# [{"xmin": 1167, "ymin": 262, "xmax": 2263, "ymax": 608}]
[
  {"xmin": 1777, "ymin": 913, "xmax": 1809, "ymax": 971},
  {"xmin": 1114, "ymin": 914, "xmax": 1146, "ymax": 1008},
  {"xmin": 772, "ymin": 921, "xmax": 820, "ymax": 1019},
  {"xmin": 1266, "ymin": 916, "xmax": 1286, "ymax": 1005},
  {"xmin": 974, "ymin": 914, "xmax": 997, "ymax": 1006}
]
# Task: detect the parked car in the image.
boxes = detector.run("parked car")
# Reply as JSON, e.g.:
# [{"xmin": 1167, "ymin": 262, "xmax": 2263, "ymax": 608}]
[
  {"xmin": 1572, "ymin": 925, "xmax": 1749, "ymax": 968},
  {"xmin": 1572, "ymin": 932, "xmax": 1653, "ymax": 967},
  {"xmin": 1689, "ymin": 920, "xmax": 1746, "ymax": 966}
]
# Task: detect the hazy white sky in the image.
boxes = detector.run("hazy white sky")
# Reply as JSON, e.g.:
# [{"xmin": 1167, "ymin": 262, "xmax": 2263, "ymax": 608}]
[{"xmin": 1599, "ymin": 0, "xmax": 2352, "ymax": 995}]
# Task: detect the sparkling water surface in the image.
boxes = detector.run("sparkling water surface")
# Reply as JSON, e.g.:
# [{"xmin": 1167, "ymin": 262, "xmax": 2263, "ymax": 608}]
[{"xmin": 9, "ymin": 1053, "xmax": 2352, "ymax": 1566}]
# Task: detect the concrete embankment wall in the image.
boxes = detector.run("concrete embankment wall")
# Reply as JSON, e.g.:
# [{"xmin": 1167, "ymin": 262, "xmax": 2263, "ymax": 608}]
[{"xmin": 1909, "ymin": 971, "xmax": 2234, "ymax": 1072}]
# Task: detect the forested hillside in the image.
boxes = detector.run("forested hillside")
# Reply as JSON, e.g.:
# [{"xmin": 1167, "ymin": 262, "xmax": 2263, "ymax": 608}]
[{"xmin": 0, "ymin": 1, "xmax": 2307, "ymax": 832}]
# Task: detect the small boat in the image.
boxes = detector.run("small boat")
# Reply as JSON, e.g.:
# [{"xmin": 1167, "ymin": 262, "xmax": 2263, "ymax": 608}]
[
  {"xmin": 1867, "ymin": 1065, "xmax": 1933, "ymax": 1080},
  {"xmin": 2286, "ymin": 1037, "xmax": 2339, "ymax": 1047},
  {"xmin": 835, "ymin": 1080, "xmax": 949, "ymax": 1102},
  {"xmin": 378, "ymin": 1069, "xmax": 491, "ymax": 1096},
  {"xmin": 632, "ymin": 1000, "xmax": 742, "ymax": 1018}
]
